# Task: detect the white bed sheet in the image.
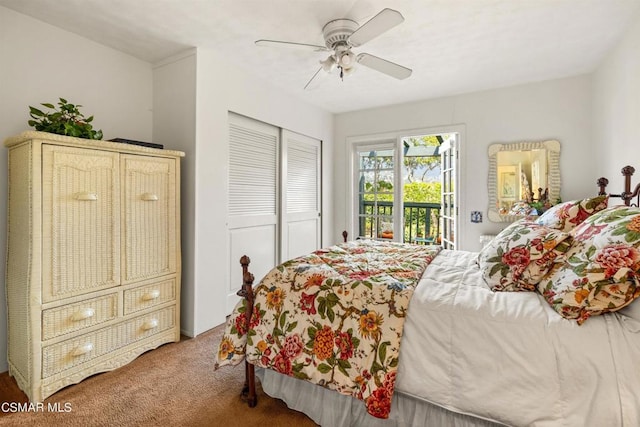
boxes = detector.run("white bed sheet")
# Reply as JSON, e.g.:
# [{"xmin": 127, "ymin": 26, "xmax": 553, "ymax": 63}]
[
  {"xmin": 397, "ymin": 249, "xmax": 640, "ymax": 426},
  {"xmin": 256, "ymin": 249, "xmax": 640, "ymax": 426}
]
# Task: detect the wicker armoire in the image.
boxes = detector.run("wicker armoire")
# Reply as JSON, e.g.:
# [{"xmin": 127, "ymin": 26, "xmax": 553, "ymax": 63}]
[{"xmin": 4, "ymin": 131, "xmax": 184, "ymax": 402}]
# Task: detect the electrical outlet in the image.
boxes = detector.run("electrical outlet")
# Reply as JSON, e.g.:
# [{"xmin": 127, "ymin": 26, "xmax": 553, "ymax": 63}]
[{"xmin": 470, "ymin": 211, "xmax": 482, "ymax": 223}]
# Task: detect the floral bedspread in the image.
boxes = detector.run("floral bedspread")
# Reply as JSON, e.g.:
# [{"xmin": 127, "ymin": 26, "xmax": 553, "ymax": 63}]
[{"xmin": 215, "ymin": 239, "xmax": 441, "ymax": 419}]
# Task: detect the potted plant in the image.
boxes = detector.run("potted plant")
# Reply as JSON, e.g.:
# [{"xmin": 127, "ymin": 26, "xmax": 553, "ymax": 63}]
[{"xmin": 28, "ymin": 98, "xmax": 103, "ymax": 140}]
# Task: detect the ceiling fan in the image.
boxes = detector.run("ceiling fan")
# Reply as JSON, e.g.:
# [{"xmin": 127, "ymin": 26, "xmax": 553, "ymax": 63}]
[{"xmin": 255, "ymin": 8, "xmax": 412, "ymax": 89}]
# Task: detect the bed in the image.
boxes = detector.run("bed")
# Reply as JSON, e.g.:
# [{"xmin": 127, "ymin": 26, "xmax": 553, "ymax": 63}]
[{"xmin": 215, "ymin": 165, "xmax": 640, "ymax": 426}]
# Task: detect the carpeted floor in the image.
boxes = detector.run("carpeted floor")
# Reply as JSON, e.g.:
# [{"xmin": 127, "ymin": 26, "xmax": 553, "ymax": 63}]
[{"xmin": 0, "ymin": 324, "xmax": 318, "ymax": 426}]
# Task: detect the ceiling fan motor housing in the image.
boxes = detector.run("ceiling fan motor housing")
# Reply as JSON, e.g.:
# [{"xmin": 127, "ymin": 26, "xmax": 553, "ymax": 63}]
[{"xmin": 322, "ymin": 19, "xmax": 358, "ymax": 49}]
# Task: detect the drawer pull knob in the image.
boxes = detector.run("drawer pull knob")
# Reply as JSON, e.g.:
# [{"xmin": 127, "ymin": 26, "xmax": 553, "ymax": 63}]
[
  {"xmin": 71, "ymin": 308, "xmax": 95, "ymax": 321},
  {"xmin": 71, "ymin": 343, "xmax": 94, "ymax": 357},
  {"xmin": 142, "ymin": 290, "xmax": 161, "ymax": 301},
  {"xmin": 141, "ymin": 193, "xmax": 158, "ymax": 201},
  {"xmin": 142, "ymin": 319, "xmax": 159, "ymax": 330},
  {"xmin": 75, "ymin": 192, "xmax": 98, "ymax": 201}
]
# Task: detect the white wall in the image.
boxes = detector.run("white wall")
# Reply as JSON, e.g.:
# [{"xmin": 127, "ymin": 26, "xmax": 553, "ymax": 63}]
[
  {"xmin": 153, "ymin": 48, "xmax": 334, "ymax": 336},
  {"xmin": 0, "ymin": 6, "xmax": 154, "ymax": 372},
  {"xmin": 334, "ymin": 75, "xmax": 595, "ymax": 251},
  {"xmin": 593, "ymin": 13, "xmax": 640, "ymax": 189},
  {"xmin": 152, "ymin": 51, "xmax": 197, "ymax": 336}
]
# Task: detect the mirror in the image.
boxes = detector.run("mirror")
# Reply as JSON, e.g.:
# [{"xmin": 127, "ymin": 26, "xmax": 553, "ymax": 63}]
[{"xmin": 488, "ymin": 140, "xmax": 561, "ymax": 222}]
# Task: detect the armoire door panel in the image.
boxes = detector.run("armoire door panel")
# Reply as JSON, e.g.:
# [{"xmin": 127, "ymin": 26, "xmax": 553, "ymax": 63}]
[
  {"xmin": 42, "ymin": 145, "xmax": 120, "ymax": 302},
  {"xmin": 121, "ymin": 155, "xmax": 177, "ymax": 284}
]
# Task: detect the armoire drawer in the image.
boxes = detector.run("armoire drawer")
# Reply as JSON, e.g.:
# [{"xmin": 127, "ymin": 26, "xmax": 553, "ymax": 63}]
[
  {"xmin": 123, "ymin": 278, "xmax": 176, "ymax": 315},
  {"xmin": 42, "ymin": 293, "xmax": 118, "ymax": 340},
  {"xmin": 42, "ymin": 306, "xmax": 176, "ymax": 378}
]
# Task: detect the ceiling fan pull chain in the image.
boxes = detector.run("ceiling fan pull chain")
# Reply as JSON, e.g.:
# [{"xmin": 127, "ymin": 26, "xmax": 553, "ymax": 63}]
[{"xmin": 340, "ymin": 66, "xmax": 344, "ymax": 80}]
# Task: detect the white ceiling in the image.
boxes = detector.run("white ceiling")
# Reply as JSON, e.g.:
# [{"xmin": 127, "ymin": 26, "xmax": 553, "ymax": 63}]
[{"xmin": 2, "ymin": 0, "xmax": 639, "ymax": 113}]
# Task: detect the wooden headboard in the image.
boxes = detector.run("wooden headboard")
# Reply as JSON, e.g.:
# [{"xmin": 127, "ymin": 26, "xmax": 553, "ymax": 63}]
[{"xmin": 597, "ymin": 165, "xmax": 640, "ymax": 207}]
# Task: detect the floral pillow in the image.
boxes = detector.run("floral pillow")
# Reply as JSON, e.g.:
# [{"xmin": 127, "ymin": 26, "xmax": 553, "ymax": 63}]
[
  {"xmin": 537, "ymin": 206, "xmax": 640, "ymax": 324},
  {"xmin": 534, "ymin": 195, "xmax": 609, "ymax": 232},
  {"xmin": 478, "ymin": 220, "xmax": 571, "ymax": 292}
]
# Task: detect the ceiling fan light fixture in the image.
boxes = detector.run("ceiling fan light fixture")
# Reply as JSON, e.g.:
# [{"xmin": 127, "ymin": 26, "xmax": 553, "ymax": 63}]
[
  {"xmin": 338, "ymin": 50, "xmax": 356, "ymax": 69},
  {"xmin": 320, "ymin": 55, "xmax": 336, "ymax": 72}
]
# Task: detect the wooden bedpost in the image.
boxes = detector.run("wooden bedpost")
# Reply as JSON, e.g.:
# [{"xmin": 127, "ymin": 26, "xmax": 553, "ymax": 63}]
[
  {"xmin": 621, "ymin": 165, "xmax": 638, "ymax": 206},
  {"xmin": 598, "ymin": 165, "xmax": 640, "ymax": 207},
  {"xmin": 342, "ymin": 230, "xmax": 348, "ymax": 243},
  {"xmin": 597, "ymin": 177, "xmax": 609, "ymax": 196},
  {"xmin": 237, "ymin": 255, "xmax": 257, "ymax": 408}
]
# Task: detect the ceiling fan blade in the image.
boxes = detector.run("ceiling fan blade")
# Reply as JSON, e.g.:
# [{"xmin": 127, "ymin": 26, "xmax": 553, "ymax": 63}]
[
  {"xmin": 255, "ymin": 39, "xmax": 328, "ymax": 52},
  {"xmin": 347, "ymin": 8, "xmax": 404, "ymax": 47},
  {"xmin": 304, "ymin": 67, "xmax": 324, "ymax": 90},
  {"xmin": 357, "ymin": 53, "xmax": 412, "ymax": 80}
]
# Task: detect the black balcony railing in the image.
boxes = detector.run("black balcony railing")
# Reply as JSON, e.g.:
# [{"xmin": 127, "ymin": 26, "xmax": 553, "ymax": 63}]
[{"xmin": 359, "ymin": 200, "xmax": 441, "ymax": 244}]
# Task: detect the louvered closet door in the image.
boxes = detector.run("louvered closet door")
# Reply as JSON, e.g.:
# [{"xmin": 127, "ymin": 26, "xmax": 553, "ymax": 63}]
[
  {"xmin": 281, "ymin": 130, "xmax": 321, "ymax": 260},
  {"xmin": 42, "ymin": 145, "xmax": 120, "ymax": 302},
  {"xmin": 227, "ymin": 113, "xmax": 279, "ymax": 313},
  {"xmin": 121, "ymin": 155, "xmax": 177, "ymax": 284}
]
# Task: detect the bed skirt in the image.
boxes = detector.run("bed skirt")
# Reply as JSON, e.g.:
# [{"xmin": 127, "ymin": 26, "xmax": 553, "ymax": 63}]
[{"xmin": 256, "ymin": 368, "xmax": 505, "ymax": 427}]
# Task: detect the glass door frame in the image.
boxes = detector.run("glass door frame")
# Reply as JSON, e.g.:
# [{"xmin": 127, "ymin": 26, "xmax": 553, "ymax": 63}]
[
  {"xmin": 346, "ymin": 124, "xmax": 465, "ymax": 249},
  {"xmin": 351, "ymin": 140, "xmax": 403, "ymax": 242}
]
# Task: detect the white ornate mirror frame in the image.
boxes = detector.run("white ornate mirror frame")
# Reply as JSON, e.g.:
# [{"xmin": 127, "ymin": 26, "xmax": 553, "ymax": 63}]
[{"xmin": 487, "ymin": 139, "xmax": 561, "ymax": 222}]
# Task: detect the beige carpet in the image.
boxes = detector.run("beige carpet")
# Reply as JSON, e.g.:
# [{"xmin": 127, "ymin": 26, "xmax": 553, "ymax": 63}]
[{"xmin": 0, "ymin": 324, "xmax": 317, "ymax": 427}]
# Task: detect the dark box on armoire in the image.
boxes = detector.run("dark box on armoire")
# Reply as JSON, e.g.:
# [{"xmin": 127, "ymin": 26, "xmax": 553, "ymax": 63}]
[{"xmin": 109, "ymin": 138, "xmax": 164, "ymax": 150}]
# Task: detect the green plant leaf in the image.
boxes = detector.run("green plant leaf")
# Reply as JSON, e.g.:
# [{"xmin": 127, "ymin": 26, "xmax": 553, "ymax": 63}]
[
  {"xmin": 27, "ymin": 98, "xmax": 103, "ymax": 140},
  {"xmin": 29, "ymin": 107, "xmax": 45, "ymax": 117}
]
